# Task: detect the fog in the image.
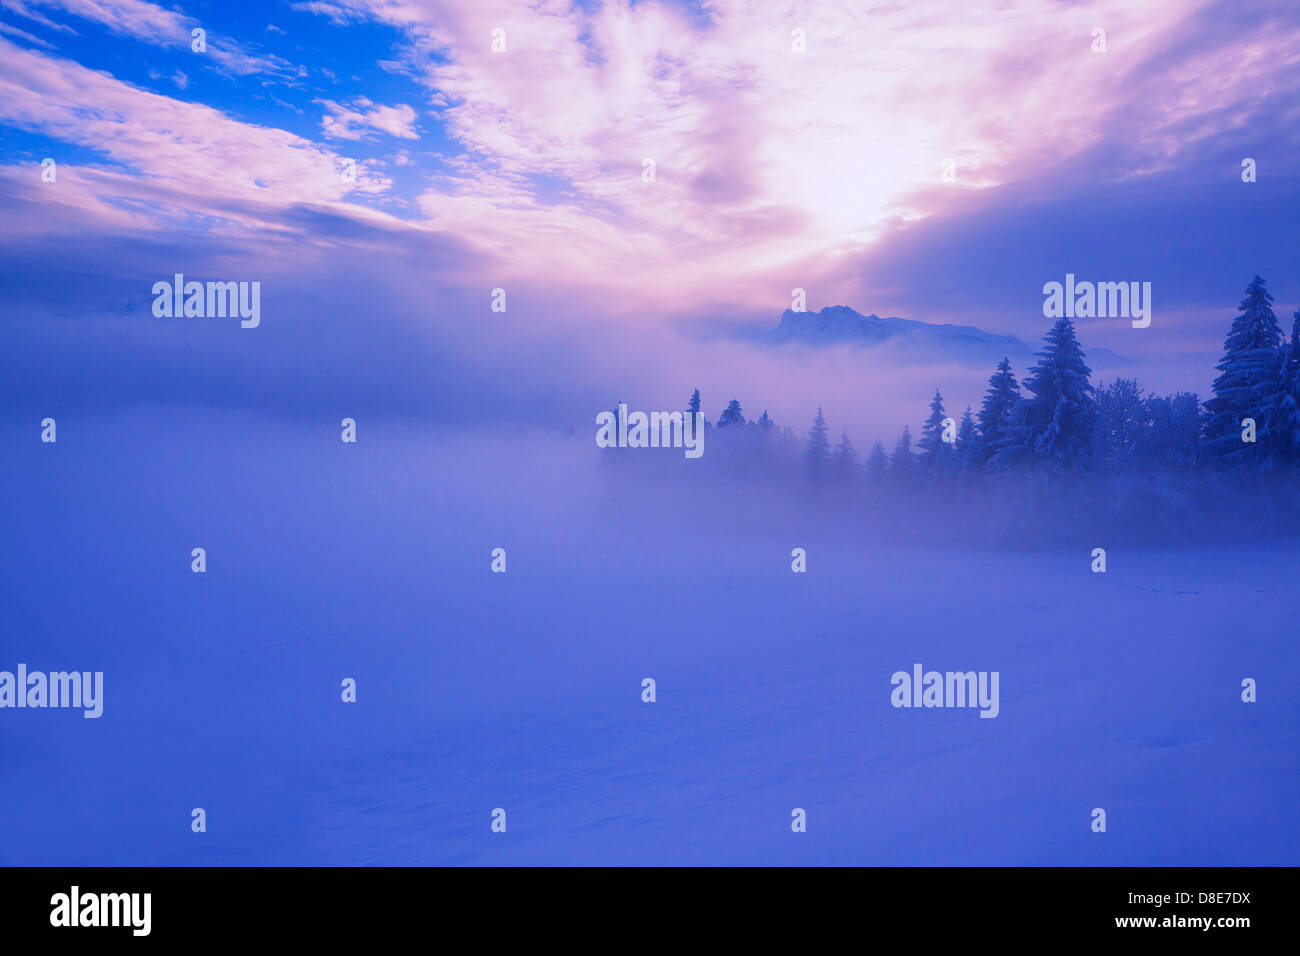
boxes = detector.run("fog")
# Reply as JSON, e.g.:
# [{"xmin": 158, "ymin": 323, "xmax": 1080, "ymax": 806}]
[{"xmin": 2, "ymin": 408, "xmax": 1295, "ymax": 864}]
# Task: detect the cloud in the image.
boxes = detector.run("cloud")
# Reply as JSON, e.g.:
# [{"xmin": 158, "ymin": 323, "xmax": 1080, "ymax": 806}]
[
  {"xmin": 286, "ymin": 0, "xmax": 1300, "ymax": 320},
  {"xmin": 0, "ymin": 36, "xmax": 398, "ymax": 231},
  {"xmin": 33, "ymin": 0, "xmax": 189, "ymax": 44},
  {"xmin": 289, "ymin": 1, "xmax": 362, "ymax": 27},
  {"xmin": 0, "ymin": 17, "xmax": 55, "ymax": 48},
  {"xmin": 318, "ymin": 97, "xmax": 419, "ymax": 140},
  {"xmin": 19, "ymin": 0, "xmax": 296, "ymax": 77},
  {"xmin": 1, "ymin": 0, "xmax": 77, "ymax": 34}
]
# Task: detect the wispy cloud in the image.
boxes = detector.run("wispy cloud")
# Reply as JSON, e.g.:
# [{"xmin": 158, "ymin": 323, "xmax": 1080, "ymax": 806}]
[
  {"xmin": 0, "ymin": 17, "xmax": 55, "ymax": 48},
  {"xmin": 319, "ymin": 96, "xmax": 419, "ymax": 140},
  {"xmin": 0, "ymin": 35, "xmax": 393, "ymax": 234},
  {"xmin": 289, "ymin": 1, "xmax": 363, "ymax": 28},
  {"xmin": 17, "ymin": 0, "xmax": 297, "ymax": 77},
  {"xmin": 1, "ymin": 0, "xmax": 77, "ymax": 34}
]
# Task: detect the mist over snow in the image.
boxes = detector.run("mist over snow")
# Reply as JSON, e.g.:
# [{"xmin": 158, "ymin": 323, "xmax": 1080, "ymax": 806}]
[{"xmin": 1, "ymin": 0, "xmax": 1298, "ymax": 868}]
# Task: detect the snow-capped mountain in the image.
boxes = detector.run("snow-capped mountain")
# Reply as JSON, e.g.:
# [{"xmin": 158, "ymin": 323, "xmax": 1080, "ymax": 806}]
[{"xmin": 766, "ymin": 305, "xmax": 1125, "ymax": 367}]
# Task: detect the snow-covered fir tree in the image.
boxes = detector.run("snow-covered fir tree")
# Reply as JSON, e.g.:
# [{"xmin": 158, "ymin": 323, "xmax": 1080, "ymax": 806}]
[
  {"xmin": 918, "ymin": 388, "xmax": 956, "ymax": 472},
  {"xmin": 993, "ymin": 317, "xmax": 1096, "ymax": 472},
  {"xmin": 1095, "ymin": 377, "xmax": 1149, "ymax": 472},
  {"xmin": 1204, "ymin": 276, "xmax": 1289, "ymax": 470},
  {"xmin": 977, "ymin": 357, "xmax": 1020, "ymax": 463},
  {"xmin": 955, "ymin": 407, "xmax": 980, "ymax": 475}
]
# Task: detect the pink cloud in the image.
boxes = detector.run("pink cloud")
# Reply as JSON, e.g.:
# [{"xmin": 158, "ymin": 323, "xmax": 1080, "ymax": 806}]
[
  {"xmin": 295, "ymin": 0, "xmax": 1294, "ymax": 319},
  {"xmin": 319, "ymin": 96, "xmax": 420, "ymax": 140},
  {"xmin": 18, "ymin": 0, "xmax": 296, "ymax": 76},
  {"xmin": 0, "ymin": 37, "xmax": 396, "ymax": 234}
]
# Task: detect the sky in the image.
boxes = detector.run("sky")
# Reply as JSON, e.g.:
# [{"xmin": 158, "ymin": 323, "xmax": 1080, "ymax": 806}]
[{"xmin": 3, "ymin": 0, "xmax": 1300, "ymax": 443}]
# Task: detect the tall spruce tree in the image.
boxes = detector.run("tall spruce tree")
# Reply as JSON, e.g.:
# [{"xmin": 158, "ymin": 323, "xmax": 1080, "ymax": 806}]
[
  {"xmin": 890, "ymin": 425, "xmax": 916, "ymax": 483},
  {"xmin": 955, "ymin": 407, "xmax": 981, "ymax": 475},
  {"xmin": 805, "ymin": 406, "xmax": 832, "ymax": 475},
  {"xmin": 993, "ymin": 317, "xmax": 1096, "ymax": 471},
  {"xmin": 686, "ymin": 388, "xmax": 709, "ymax": 429},
  {"xmin": 1204, "ymin": 276, "xmax": 1289, "ymax": 469},
  {"xmin": 866, "ymin": 440, "xmax": 889, "ymax": 483},
  {"xmin": 833, "ymin": 429, "xmax": 859, "ymax": 479},
  {"xmin": 917, "ymin": 389, "xmax": 955, "ymax": 471},
  {"xmin": 977, "ymin": 357, "xmax": 1020, "ymax": 464}
]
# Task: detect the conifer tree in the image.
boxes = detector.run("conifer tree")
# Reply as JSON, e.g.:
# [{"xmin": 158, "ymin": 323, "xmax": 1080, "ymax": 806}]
[
  {"xmin": 866, "ymin": 440, "xmax": 889, "ymax": 483},
  {"xmin": 717, "ymin": 399, "xmax": 745, "ymax": 428},
  {"xmin": 1095, "ymin": 377, "xmax": 1147, "ymax": 472},
  {"xmin": 1204, "ymin": 276, "xmax": 1289, "ymax": 469},
  {"xmin": 1141, "ymin": 392, "xmax": 1201, "ymax": 470},
  {"xmin": 918, "ymin": 389, "xmax": 955, "ymax": 470},
  {"xmin": 889, "ymin": 425, "xmax": 916, "ymax": 483},
  {"xmin": 805, "ymin": 406, "xmax": 832, "ymax": 475},
  {"xmin": 993, "ymin": 317, "xmax": 1096, "ymax": 471},
  {"xmin": 955, "ymin": 407, "xmax": 980, "ymax": 475},
  {"xmin": 977, "ymin": 357, "xmax": 1020, "ymax": 463},
  {"xmin": 833, "ymin": 429, "xmax": 859, "ymax": 479},
  {"xmin": 1285, "ymin": 312, "xmax": 1300, "ymax": 460},
  {"xmin": 1288, "ymin": 313, "xmax": 1300, "ymax": 392},
  {"xmin": 686, "ymin": 388, "xmax": 710, "ymax": 429}
]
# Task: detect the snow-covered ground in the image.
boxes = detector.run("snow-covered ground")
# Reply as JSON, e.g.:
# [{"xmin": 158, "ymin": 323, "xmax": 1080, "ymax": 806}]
[{"xmin": 1, "ymin": 412, "xmax": 1295, "ymax": 864}]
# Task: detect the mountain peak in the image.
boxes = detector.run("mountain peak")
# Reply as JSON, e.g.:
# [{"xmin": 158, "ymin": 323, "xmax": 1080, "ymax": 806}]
[{"xmin": 767, "ymin": 305, "xmax": 1125, "ymax": 368}]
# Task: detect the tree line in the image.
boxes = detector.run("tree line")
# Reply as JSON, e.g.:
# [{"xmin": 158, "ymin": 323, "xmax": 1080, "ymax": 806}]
[{"xmin": 678, "ymin": 275, "xmax": 1300, "ymax": 483}]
